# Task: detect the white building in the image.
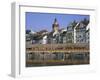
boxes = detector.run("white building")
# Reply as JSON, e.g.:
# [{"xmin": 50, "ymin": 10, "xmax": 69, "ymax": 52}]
[
  {"xmin": 42, "ymin": 35, "xmax": 48, "ymax": 44},
  {"xmin": 66, "ymin": 22, "xmax": 75, "ymax": 43},
  {"xmin": 86, "ymin": 23, "xmax": 90, "ymax": 43},
  {"xmin": 75, "ymin": 22, "xmax": 87, "ymax": 43}
]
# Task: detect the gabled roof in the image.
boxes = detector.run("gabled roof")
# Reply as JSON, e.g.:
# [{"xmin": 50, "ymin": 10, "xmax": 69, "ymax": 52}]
[
  {"xmin": 86, "ymin": 28, "xmax": 90, "ymax": 33},
  {"xmin": 75, "ymin": 22, "xmax": 86, "ymax": 29}
]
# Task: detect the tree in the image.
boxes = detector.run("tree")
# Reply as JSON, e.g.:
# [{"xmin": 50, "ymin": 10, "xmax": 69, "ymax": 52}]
[{"xmin": 82, "ymin": 18, "xmax": 89, "ymax": 25}]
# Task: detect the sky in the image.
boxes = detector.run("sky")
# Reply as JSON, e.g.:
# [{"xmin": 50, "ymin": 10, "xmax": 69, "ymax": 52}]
[{"xmin": 26, "ymin": 12, "xmax": 89, "ymax": 32}]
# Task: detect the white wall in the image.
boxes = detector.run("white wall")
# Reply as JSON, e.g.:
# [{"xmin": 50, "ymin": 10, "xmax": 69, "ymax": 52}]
[{"xmin": 0, "ymin": 0, "xmax": 100, "ymax": 80}]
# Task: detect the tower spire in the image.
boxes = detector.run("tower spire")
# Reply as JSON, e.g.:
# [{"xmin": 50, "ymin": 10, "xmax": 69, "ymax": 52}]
[
  {"xmin": 54, "ymin": 18, "xmax": 57, "ymax": 22},
  {"xmin": 52, "ymin": 18, "xmax": 59, "ymax": 32},
  {"xmin": 54, "ymin": 18, "xmax": 58, "ymax": 25}
]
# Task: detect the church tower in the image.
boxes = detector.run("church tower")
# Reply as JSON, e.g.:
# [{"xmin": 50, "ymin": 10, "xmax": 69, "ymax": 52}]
[{"xmin": 52, "ymin": 18, "xmax": 59, "ymax": 32}]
